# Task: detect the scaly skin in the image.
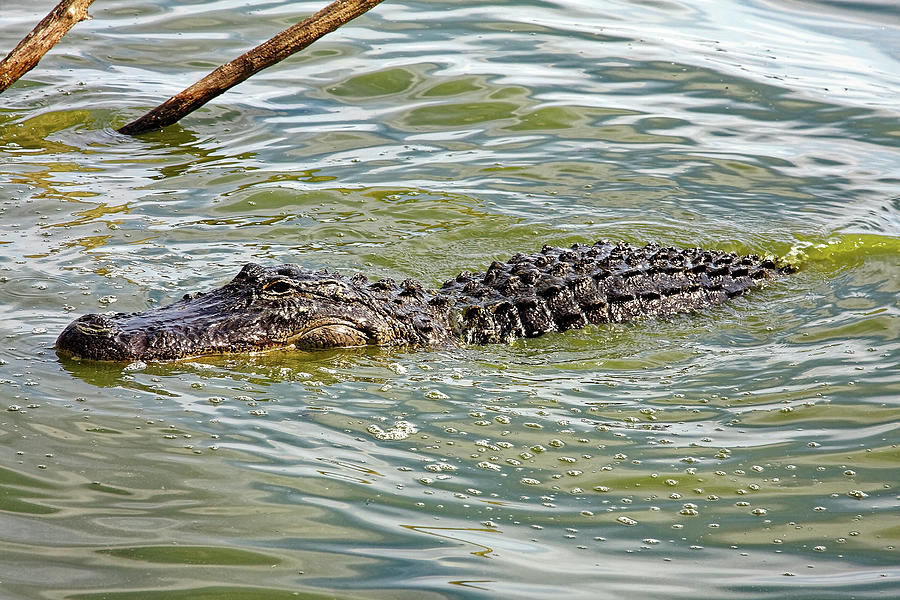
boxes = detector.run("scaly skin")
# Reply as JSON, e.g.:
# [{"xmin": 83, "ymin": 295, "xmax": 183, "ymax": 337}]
[{"xmin": 56, "ymin": 240, "xmax": 793, "ymax": 361}]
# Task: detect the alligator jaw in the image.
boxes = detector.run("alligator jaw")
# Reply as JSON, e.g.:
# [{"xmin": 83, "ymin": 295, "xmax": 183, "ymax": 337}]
[
  {"xmin": 56, "ymin": 311, "xmax": 300, "ymax": 361},
  {"xmin": 289, "ymin": 321, "xmax": 370, "ymax": 349}
]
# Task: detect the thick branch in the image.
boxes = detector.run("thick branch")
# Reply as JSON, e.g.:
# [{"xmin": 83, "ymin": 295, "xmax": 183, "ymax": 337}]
[
  {"xmin": 0, "ymin": 0, "xmax": 96, "ymax": 94},
  {"xmin": 119, "ymin": 0, "xmax": 386, "ymax": 136}
]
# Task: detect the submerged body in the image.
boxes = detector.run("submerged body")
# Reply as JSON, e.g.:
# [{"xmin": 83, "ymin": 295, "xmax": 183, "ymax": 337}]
[{"xmin": 56, "ymin": 240, "xmax": 793, "ymax": 361}]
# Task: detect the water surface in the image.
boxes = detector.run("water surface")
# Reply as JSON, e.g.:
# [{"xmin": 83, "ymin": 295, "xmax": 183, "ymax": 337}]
[{"xmin": 1, "ymin": 0, "xmax": 898, "ymax": 598}]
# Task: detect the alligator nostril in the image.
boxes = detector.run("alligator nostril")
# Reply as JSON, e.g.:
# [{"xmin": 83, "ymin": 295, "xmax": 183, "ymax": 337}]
[{"xmin": 72, "ymin": 313, "xmax": 117, "ymax": 335}]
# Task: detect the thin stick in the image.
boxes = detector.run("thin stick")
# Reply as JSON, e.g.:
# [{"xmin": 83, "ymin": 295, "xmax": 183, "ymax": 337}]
[
  {"xmin": 118, "ymin": 0, "xmax": 386, "ymax": 136},
  {"xmin": 0, "ymin": 0, "xmax": 97, "ymax": 94}
]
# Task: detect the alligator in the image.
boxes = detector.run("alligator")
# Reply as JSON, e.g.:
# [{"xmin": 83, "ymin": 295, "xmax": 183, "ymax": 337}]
[{"xmin": 56, "ymin": 240, "xmax": 794, "ymax": 361}]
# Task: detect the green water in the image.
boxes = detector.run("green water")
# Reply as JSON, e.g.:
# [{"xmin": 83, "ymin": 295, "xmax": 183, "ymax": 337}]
[{"xmin": 1, "ymin": 1, "xmax": 898, "ymax": 598}]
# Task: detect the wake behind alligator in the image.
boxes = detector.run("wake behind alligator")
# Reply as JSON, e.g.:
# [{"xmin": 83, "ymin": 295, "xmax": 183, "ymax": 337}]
[{"xmin": 56, "ymin": 240, "xmax": 794, "ymax": 361}]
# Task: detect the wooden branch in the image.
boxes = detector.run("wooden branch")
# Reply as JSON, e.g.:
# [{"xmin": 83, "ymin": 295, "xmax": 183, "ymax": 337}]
[
  {"xmin": 118, "ymin": 0, "xmax": 386, "ymax": 136},
  {"xmin": 0, "ymin": 0, "xmax": 96, "ymax": 94}
]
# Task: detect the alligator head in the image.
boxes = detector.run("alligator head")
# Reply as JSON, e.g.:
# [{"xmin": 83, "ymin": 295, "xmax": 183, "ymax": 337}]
[{"xmin": 56, "ymin": 263, "xmax": 451, "ymax": 361}]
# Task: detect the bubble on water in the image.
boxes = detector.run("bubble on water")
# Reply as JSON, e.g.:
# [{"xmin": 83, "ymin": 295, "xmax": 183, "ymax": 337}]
[
  {"xmin": 98, "ymin": 295, "xmax": 117, "ymax": 305},
  {"xmin": 521, "ymin": 477, "xmax": 541, "ymax": 485},
  {"xmin": 207, "ymin": 397, "xmax": 226, "ymax": 405},
  {"xmin": 425, "ymin": 462, "xmax": 456, "ymax": 472},
  {"xmin": 616, "ymin": 516, "xmax": 638, "ymax": 526},
  {"xmin": 593, "ymin": 486, "xmax": 610, "ymax": 492},
  {"xmin": 425, "ymin": 390, "xmax": 449, "ymax": 400},
  {"xmin": 751, "ymin": 508, "xmax": 768, "ymax": 516},
  {"xmin": 367, "ymin": 420, "xmax": 418, "ymax": 441},
  {"xmin": 548, "ymin": 439, "xmax": 565, "ymax": 448},
  {"xmin": 477, "ymin": 461, "xmax": 501, "ymax": 471},
  {"xmin": 123, "ymin": 361, "xmax": 147, "ymax": 372},
  {"xmin": 665, "ymin": 479, "xmax": 679, "ymax": 486},
  {"xmin": 847, "ymin": 489, "xmax": 868, "ymax": 499},
  {"xmin": 813, "ymin": 545, "xmax": 827, "ymax": 552}
]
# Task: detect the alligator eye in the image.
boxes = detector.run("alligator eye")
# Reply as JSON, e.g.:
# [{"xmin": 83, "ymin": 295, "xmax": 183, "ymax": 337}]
[{"xmin": 262, "ymin": 280, "xmax": 294, "ymax": 295}]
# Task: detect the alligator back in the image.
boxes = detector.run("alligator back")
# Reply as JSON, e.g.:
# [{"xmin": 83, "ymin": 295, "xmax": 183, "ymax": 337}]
[{"xmin": 438, "ymin": 241, "xmax": 792, "ymax": 344}]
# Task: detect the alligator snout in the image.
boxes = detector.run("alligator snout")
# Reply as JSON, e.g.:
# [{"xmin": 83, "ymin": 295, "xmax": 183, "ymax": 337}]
[
  {"xmin": 71, "ymin": 313, "xmax": 120, "ymax": 334},
  {"xmin": 56, "ymin": 313, "xmax": 135, "ymax": 361}
]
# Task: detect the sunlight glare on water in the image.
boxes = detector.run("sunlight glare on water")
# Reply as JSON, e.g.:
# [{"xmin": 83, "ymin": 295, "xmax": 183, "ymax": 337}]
[{"xmin": 0, "ymin": 0, "xmax": 898, "ymax": 599}]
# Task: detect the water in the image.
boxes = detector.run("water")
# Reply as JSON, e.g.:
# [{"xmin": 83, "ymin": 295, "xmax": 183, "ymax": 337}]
[{"xmin": 1, "ymin": 0, "xmax": 898, "ymax": 598}]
